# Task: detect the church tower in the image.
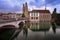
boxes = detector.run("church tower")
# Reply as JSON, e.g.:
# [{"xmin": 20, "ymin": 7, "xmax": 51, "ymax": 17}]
[
  {"xmin": 23, "ymin": 2, "xmax": 29, "ymax": 19},
  {"xmin": 23, "ymin": 4, "xmax": 25, "ymax": 14}
]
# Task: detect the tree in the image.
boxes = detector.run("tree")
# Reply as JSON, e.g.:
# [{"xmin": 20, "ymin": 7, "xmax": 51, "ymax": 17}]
[
  {"xmin": 52, "ymin": 8, "xmax": 57, "ymax": 22},
  {"xmin": 22, "ymin": 13, "xmax": 25, "ymax": 17}
]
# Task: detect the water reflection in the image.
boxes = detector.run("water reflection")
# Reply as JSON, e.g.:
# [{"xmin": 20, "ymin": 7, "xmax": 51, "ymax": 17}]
[
  {"xmin": 52, "ymin": 22, "xmax": 56, "ymax": 34},
  {"xmin": 9, "ymin": 29, "xmax": 21, "ymax": 40},
  {"xmin": 1, "ymin": 21, "xmax": 60, "ymax": 40},
  {"xmin": 22, "ymin": 22, "xmax": 51, "ymax": 40},
  {"xmin": 29, "ymin": 22, "xmax": 51, "ymax": 31},
  {"xmin": 22, "ymin": 21, "xmax": 29, "ymax": 38},
  {"xmin": 23, "ymin": 26, "xmax": 28, "ymax": 38}
]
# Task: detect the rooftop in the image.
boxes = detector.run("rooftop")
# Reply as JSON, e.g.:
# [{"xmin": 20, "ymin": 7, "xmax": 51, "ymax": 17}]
[{"xmin": 29, "ymin": 10, "xmax": 50, "ymax": 13}]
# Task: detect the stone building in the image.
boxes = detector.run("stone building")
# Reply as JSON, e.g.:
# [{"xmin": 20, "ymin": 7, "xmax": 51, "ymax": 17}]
[
  {"xmin": 23, "ymin": 2, "xmax": 29, "ymax": 19},
  {"xmin": 0, "ymin": 13, "xmax": 22, "ymax": 20},
  {"xmin": 22, "ymin": 2, "xmax": 51, "ymax": 22},
  {"xmin": 56, "ymin": 14, "xmax": 60, "ymax": 25},
  {"xmin": 0, "ymin": 14, "xmax": 10, "ymax": 20},
  {"xmin": 29, "ymin": 10, "xmax": 51, "ymax": 22}
]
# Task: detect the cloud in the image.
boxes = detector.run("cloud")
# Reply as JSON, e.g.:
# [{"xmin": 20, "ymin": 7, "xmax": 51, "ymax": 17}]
[
  {"xmin": 28, "ymin": 3, "xmax": 60, "ymax": 14},
  {"xmin": 0, "ymin": 0, "xmax": 60, "ymax": 13},
  {"xmin": 54, "ymin": 4, "xmax": 60, "ymax": 13},
  {"xmin": 28, "ymin": 0, "xmax": 60, "ymax": 13}
]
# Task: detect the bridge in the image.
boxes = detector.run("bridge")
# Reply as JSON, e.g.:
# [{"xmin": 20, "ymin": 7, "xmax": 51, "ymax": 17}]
[{"xmin": 0, "ymin": 20, "xmax": 25, "ymax": 28}]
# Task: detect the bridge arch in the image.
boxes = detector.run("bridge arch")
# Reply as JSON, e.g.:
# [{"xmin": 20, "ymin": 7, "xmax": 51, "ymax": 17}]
[
  {"xmin": 17, "ymin": 20, "xmax": 25, "ymax": 26},
  {"xmin": 18, "ymin": 21, "xmax": 25, "ymax": 28},
  {"xmin": 0, "ymin": 20, "xmax": 26, "ymax": 28},
  {"xmin": 1, "ymin": 25, "xmax": 16, "ymax": 28}
]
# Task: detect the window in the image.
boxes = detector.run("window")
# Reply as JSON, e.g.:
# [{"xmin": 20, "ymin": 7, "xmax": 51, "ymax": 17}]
[
  {"xmin": 35, "ymin": 13, "xmax": 39, "ymax": 16},
  {"xmin": 36, "ymin": 17, "xmax": 38, "ymax": 19},
  {"xmin": 36, "ymin": 13, "xmax": 37, "ymax": 16},
  {"xmin": 31, "ymin": 17, "xmax": 33, "ymax": 19},
  {"xmin": 34, "ymin": 13, "xmax": 35, "ymax": 16},
  {"xmin": 30, "ymin": 13, "xmax": 33, "ymax": 16},
  {"xmin": 32, "ymin": 13, "xmax": 33, "ymax": 16}
]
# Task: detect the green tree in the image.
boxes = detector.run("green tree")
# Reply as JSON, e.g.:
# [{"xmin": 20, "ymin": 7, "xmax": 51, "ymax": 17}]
[
  {"xmin": 22, "ymin": 13, "xmax": 25, "ymax": 17},
  {"xmin": 52, "ymin": 8, "xmax": 57, "ymax": 22}
]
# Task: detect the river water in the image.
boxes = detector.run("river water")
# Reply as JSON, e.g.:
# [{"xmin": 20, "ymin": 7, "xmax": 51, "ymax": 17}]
[{"xmin": 0, "ymin": 22, "xmax": 60, "ymax": 40}]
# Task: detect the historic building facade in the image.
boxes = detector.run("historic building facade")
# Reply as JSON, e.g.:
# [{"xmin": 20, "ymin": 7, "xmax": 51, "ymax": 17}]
[
  {"xmin": 23, "ymin": 2, "xmax": 51, "ymax": 22},
  {"xmin": 23, "ymin": 2, "xmax": 29, "ymax": 19},
  {"xmin": 29, "ymin": 10, "xmax": 51, "ymax": 22},
  {"xmin": 0, "ymin": 13, "xmax": 22, "ymax": 20}
]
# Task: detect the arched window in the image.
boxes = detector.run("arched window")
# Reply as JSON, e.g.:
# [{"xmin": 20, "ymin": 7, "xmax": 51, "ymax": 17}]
[
  {"xmin": 36, "ymin": 17, "xmax": 38, "ymax": 19},
  {"xmin": 31, "ymin": 17, "xmax": 33, "ymax": 19}
]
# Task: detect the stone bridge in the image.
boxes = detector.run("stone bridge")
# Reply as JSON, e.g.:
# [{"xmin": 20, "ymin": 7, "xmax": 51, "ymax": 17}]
[{"xmin": 0, "ymin": 20, "xmax": 25, "ymax": 28}]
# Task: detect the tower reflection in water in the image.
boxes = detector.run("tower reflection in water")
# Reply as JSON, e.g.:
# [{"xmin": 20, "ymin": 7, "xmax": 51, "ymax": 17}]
[
  {"xmin": 23, "ymin": 21, "xmax": 29, "ymax": 38},
  {"xmin": 23, "ymin": 26, "xmax": 28, "ymax": 37}
]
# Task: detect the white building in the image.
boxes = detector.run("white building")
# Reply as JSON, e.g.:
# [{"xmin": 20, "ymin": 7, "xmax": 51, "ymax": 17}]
[{"xmin": 29, "ymin": 10, "xmax": 51, "ymax": 22}]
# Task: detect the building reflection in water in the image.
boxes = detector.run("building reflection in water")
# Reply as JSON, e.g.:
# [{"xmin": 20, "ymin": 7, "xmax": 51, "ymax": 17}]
[
  {"xmin": 29, "ymin": 21, "xmax": 56, "ymax": 33},
  {"xmin": 29, "ymin": 22, "xmax": 51, "ymax": 31},
  {"xmin": 10, "ymin": 21, "xmax": 57, "ymax": 40},
  {"xmin": 22, "ymin": 21, "xmax": 51, "ymax": 39},
  {"xmin": 0, "ymin": 21, "xmax": 58, "ymax": 40}
]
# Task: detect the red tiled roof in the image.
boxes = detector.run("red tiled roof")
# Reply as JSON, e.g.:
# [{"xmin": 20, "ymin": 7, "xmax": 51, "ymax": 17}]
[{"xmin": 29, "ymin": 10, "xmax": 50, "ymax": 13}]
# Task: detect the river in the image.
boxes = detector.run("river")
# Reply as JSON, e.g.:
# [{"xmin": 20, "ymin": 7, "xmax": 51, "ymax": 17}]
[{"xmin": 0, "ymin": 22, "xmax": 60, "ymax": 40}]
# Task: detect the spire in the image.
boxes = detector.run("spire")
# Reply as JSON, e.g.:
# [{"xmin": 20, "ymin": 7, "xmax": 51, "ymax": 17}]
[
  {"xmin": 45, "ymin": 3, "xmax": 46, "ymax": 10},
  {"xmin": 25, "ymin": 2, "xmax": 27, "ymax": 6},
  {"xmin": 45, "ymin": 5, "xmax": 46, "ymax": 10},
  {"xmin": 44, "ymin": 0, "xmax": 46, "ymax": 10},
  {"xmin": 25, "ymin": 2, "xmax": 28, "ymax": 9},
  {"xmin": 25, "ymin": 2, "xmax": 28, "ymax": 12},
  {"xmin": 23, "ymin": 4, "xmax": 24, "ymax": 8},
  {"xmin": 23, "ymin": 4, "xmax": 25, "ymax": 13}
]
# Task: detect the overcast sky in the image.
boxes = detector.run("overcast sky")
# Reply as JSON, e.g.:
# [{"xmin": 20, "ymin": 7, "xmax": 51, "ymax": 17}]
[{"xmin": 0, "ymin": 0, "xmax": 60, "ymax": 13}]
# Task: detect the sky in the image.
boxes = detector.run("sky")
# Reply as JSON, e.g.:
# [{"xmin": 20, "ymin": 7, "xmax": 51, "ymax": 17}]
[{"xmin": 0, "ymin": 0, "xmax": 60, "ymax": 13}]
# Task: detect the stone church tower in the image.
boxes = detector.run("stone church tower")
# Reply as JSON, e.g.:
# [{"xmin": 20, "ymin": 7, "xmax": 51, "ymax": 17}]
[{"xmin": 23, "ymin": 2, "xmax": 29, "ymax": 19}]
